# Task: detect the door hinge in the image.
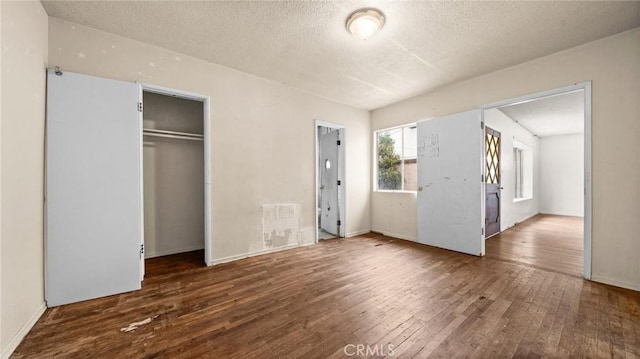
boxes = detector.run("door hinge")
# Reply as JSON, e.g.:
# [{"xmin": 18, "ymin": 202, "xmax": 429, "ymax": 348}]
[
  {"xmin": 482, "ymin": 228, "xmax": 484, "ymax": 235},
  {"xmin": 337, "ymin": 140, "xmax": 341, "ymax": 146},
  {"xmin": 140, "ymin": 244, "xmax": 144, "ymax": 256},
  {"xmin": 481, "ymin": 174, "xmax": 484, "ymax": 182},
  {"xmin": 481, "ymin": 121, "xmax": 484, "ymax": 130},
  {"xmin": 337, "ymin": 180, "xmax": 341, "ymax": 186},
  {"xmin": 337, "ymin": 220, "xmax": 341, "ymax": 226},
  {"xmin": 137, "ymin": 102, "xmax": 143, "ymax": 112}
]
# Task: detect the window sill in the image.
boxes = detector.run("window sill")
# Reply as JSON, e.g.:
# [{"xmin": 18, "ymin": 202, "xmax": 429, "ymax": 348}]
[{"xmin": 513, "ymin": 197, "xmax": 532, "ymax": 203}]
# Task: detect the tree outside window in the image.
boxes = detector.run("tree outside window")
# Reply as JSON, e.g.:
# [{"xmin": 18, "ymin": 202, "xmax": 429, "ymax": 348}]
[
  {"xmin": 376, "ymin": 125, "xmax": 417, "ymax": 191},
  {"xmin": 377, "ymin": 134, "xmax": 402, "ymax": 189}
]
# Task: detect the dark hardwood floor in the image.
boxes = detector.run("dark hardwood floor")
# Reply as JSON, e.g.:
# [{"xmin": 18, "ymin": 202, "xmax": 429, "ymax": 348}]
[
  {"xmin": 486, "ymin": 214, "xmax": 584, "ymax": 277},
  {"xmin": 145, "ymin": 250, "xmax": 206, "ymax": 278},
  {"xmin": 12, "ymin": 232, "xmax": 640, "ymax": 358}
]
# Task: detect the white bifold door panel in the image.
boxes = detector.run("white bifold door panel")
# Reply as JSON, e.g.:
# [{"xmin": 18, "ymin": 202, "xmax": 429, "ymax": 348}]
[
  {"xmin": 416, "ymin": 110, "xmax": 485, "ymax": 256},
  {"xmin": 319, "ymin": 130, "xmax": 340, "ymax": 236},
  {"xmin": 46, "ymin": 69, "xmax": 142, "ymax": 307}
]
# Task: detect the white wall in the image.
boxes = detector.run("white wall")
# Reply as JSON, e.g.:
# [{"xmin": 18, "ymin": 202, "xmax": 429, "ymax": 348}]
[
  {"xmin": 539, "ymin": 134, "xmax": 584, "ymax": 216},
  {"xmin": 1, "ymin": 1, "xmax": 48, "ymax": 357},
  {"xmin": 47, "ymin": 17, "xmax": 371, "ymax": 264},
  {"xmin": 371, "ymin": 192, "xmax": 417, "ymax": 240},
  {"xmin": 484, "ymin": 109, "xmax": 540, "ymax": 230},
  {"xmin": 371, "ymin": 28, "xmax": 640, "ymax": 291}
]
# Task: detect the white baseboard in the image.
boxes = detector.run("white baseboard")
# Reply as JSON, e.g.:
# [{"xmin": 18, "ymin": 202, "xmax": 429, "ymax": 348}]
[
  {"xmin": 591, "ymin": 275, "xmax": 640, "ymax": 292},
  {"xmin": 374, "ymin": 230, "xmax": 417, "ymax": 242},
  {"xmin": 539, "ymin": 211, "xmax": 584, "ymax": 218},
  {"xmin": 500, "ymin": 212, "xmax": 539, "ymax": 232},
  {"xmin": 209, "ymin": 243, "xmax": 300, "ymax": 266},
  {"xmin": 346, "ymin": 229, "xmax": 370, "ymax": 238},
  {"xmin": 145, "ymin": 245, "xmax": 205, "ymax": 259},
  {"xmin": 1, "ymin": 302, "xmax": 46, "ymax": 359}
]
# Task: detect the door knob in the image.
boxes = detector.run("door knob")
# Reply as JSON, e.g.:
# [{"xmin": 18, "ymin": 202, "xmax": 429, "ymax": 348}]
[{"xmin": 500, "ymin": 187, "xmax": 504, "ymax": 190}]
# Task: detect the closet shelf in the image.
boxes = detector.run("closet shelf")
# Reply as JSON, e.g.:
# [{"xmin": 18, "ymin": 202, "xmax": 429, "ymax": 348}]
[{"xmin": 143, "ymin": 128, "xmax": 204, "ymax": 141}]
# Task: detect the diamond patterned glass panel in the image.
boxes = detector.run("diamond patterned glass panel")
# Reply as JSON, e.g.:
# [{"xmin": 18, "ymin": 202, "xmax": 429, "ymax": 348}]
[{"xmin": 486, "ymin": 133, "xmax": 500, "ymax": 184}]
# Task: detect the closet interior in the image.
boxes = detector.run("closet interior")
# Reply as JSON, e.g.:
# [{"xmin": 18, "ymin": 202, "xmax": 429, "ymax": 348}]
[{"xmin": 142, "ymin": 92, "xmax": 205, "ymax": 275}]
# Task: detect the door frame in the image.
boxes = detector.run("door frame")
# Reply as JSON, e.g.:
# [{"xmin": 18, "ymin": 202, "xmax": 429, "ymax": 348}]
[
  {"xmin": 315, "ymin": 120, "xmax": 346, "ymax": 242},
  {"xmin": 138, "ymin": 82, "xmax": 212, "ymax": 268},
  {"xmin": 480, "ymin": 81, "xmax": 592, "ymax": 280}
]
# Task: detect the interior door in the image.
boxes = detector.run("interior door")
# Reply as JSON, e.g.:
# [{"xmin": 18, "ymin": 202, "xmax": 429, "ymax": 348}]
[
  {"xmin": 46, "ymin": 69, "xmax": 142, "ymax": 307},
  {"xmin": 417, "ymin": 110, "xmax": 484, "ymax": 256},
  {"xmin": 485, "ymin": 127, "xmax": 501, "ymax": 238},
  {"xmin": 319, "ymin": 130, "xmax": 340, "ymax": 236}
]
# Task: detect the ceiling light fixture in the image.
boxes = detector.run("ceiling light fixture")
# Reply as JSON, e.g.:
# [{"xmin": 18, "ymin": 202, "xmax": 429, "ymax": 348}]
[{"xmin": 346, "ymin": 8, "xmax": 385, "ymax": 41}]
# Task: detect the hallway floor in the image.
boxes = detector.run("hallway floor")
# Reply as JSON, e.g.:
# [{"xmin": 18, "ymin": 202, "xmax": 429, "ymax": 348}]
[{"xmin": 485, "ymin": 214, "xmax": 583, "ymax": 276}]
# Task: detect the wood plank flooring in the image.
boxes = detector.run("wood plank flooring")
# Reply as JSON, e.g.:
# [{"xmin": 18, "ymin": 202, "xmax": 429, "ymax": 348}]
[
  {"xmin": 12, "ymin": 233, "xmax": 640, "ymax": 358},
  {"xmin": 145, "ymin": 250, "xmax": 205, "ymax": 278},
  {"xmin": 486, "ymin": 214, "xmax": 584, "ymax": 276}
]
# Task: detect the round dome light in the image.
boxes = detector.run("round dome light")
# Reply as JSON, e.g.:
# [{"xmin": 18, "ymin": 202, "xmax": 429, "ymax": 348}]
[{"xmin": 346, "ymin": 8, "xmax": 385, "ymax": 41}]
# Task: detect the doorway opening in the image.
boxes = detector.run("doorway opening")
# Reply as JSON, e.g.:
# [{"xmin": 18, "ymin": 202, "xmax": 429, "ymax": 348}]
[
  {"xmin": 315, "ymin": 121, "xmax": 345, "ymax": 242},
  {"xmin": 482, "ymin": 84, "xmax": 590, "ymax": 278},
  {"xmin": 139, "ymin": 83, "xmax": 212, "ymax": 280}
]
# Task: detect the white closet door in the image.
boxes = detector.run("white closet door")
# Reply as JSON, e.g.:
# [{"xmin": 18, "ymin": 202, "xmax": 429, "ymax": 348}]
[
  {"xmin": 46, "ymin": 69, "xmax": 142, "ymax": 307},
  {"xmin": 416, "ymin": 110, "xmax": 485, "ymax": 256}
]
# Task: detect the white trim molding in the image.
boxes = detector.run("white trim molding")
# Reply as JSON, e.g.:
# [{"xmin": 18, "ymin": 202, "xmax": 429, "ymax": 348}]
[
  {"xmin": 591, "ymin": 275, "xmax": 640, "ymax": 292},
  {"xmin": 145, "ymin": 245, "xmax": 206, "ymax": 259},
  {"xmin": 315, "ymin": 120, "xmax": 347, "ymax": 243},
  {"xmin": 137, "ymin": 82, "xmax": 213, "ymax": 267},
  {"xmin": 480, "ymin": 81, "xmax": 593, "ymax": 281},
  {"xmin": 376, "ymin": 231, "xmax": 417, "ymax": 242},
  {"xmin": 1, "ymin": 303, "xmax": 46, "ymax": 359},
  {"xmin": 346, "ymin": 229, "xmax": 371, "ymax": 238},
  {"xmin": 210, "ymin": 244, "xmax": 300, "ymax": 266}
]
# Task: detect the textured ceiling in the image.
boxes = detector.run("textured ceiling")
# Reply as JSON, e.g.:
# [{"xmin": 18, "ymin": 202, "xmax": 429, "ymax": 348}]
[
  {"xmin": 41, "ymin": 1, "xmax": 640, "ymax": 110},
  {"xmin": 499, "ymin": 91, "xmax": 584, "ymax": 138}
]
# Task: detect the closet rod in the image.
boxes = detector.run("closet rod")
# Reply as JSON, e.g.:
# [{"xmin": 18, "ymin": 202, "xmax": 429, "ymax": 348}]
[
  {"xmin": 143, "ymin": 132, "xmax": 204, "ymax": 141},
  {"xmin": 143, "ymin": 128, "xmax": 204, "ymax": 138}
]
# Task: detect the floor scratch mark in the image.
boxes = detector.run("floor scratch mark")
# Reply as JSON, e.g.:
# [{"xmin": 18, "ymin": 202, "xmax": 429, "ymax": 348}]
[{"xmin": 120, "ymin": 315, "xmax": 159, "ymax": 333}]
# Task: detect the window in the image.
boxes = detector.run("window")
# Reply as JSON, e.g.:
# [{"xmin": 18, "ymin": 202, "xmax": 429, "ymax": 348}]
[
  {"xmin": 514, "ymin": 148, "xmax": 524, "ymax": 198},
  {"xmin": 486, "ymin": 131, "xmax": 500, "ymax": 184},
  {"xmin": 513, "ymin": 139, "xmax": 533, "ymax": 200},
  {"xmin": 375, "ymin": 125, "xmax": 417, "ymax": 191}
]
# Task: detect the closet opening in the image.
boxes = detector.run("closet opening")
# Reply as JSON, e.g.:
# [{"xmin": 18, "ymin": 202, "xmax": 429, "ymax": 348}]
[{"xmin": 139, "ymin": 84, "xmax": 211, "ymax": 280}]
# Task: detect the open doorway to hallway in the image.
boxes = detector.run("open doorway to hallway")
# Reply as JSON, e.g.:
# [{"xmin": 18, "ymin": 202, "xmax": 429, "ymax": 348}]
[
  {"xmin": 483, "ymin": 87, "xmax": 587, "ymax": 277},
  {"xmin": 316, "ymin": 122, "xmax": 345, "ymax": 241}
]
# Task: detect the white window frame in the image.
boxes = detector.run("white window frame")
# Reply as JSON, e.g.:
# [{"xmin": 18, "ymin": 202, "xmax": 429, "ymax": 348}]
[
  {"xmin": 513, "ymin": 139, "xmax": 533, "ymax": 202},
  {"xmin": 514, "ymin": 148, "xmax": 524, "ymax": 199},
  {"xmin": 373, "ymin": 123, "xmax": 417, "ymax": 193}
]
